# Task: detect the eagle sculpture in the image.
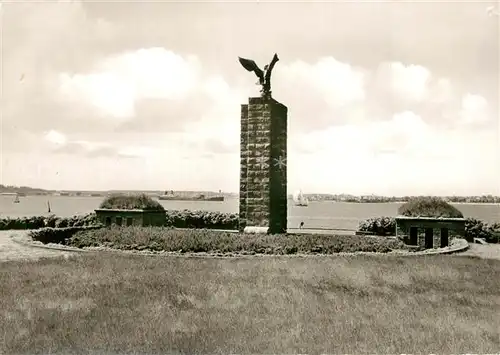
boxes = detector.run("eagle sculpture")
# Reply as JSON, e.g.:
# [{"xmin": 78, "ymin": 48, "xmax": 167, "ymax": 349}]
[{"xmin": 238, "ymin": 53, "xmax": 279, "ymax": 98}]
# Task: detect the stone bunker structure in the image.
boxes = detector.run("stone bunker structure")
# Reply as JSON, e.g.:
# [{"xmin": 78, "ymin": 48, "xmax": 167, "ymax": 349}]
[
  {"xmin": 239, "ymin": 97, "xmax": 288, "ymax": 234},
  {"xmin": 395, "ymin": 216, "xmax": 467, "ymax": 249},
  {"xmin": 95, "ymin": 209, "xmax": 166, "ymax": 227}
]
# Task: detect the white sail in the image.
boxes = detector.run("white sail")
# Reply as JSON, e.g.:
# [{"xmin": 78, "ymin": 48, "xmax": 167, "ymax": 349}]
[{"xmin": 294, "ymin": 189, "xmax": 308, "ymax": 206}]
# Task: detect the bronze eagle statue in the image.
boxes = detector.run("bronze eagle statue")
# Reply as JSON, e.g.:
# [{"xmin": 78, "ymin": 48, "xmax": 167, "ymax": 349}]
[{"xmin": 238, "ymin": 53, "xmax": 279, "ymax": 99}]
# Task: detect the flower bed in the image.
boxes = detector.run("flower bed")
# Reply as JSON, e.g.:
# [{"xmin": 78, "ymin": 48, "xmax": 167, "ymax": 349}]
[{"xmin": 29, "ymin": 226, "xmax": 410, "ymax": 255}]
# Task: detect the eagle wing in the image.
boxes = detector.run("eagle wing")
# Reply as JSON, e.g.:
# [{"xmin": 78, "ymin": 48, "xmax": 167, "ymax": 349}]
[{"xmin": 238, "ymin": 57, "xmax": 264, "ymax": 80}]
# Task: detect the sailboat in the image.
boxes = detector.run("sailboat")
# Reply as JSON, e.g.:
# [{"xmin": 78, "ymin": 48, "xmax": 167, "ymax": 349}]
[
  {"xmin": 47, "ymin": 200, "xmax": 51, "ymax": 213},
  {"xmin": 13, "ymin": 194, "xmax": 20, "ymax": 204},
  {"xmin": 293, "ymin": 190, "xmax": 309, "ymax": 207}
]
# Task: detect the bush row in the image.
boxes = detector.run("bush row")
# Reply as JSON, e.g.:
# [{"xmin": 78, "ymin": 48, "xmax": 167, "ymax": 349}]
[
  {"xmin": 47, "ymin": 226, "xmax": 409, "ymax": 254},
  {"xmin": 164, "ymin": 209, "xmax": 238, "ymax": 229},
  {"xmin": 357, "ymin": 216, "xmax": 500, "ymax": 243},
  {"xmin": 0, "ymin": 213, "xmax": 99, "ymax": 230},
  {"xmin": 0, "ymin": 210, "xmax": 239, "ymax": 231}
]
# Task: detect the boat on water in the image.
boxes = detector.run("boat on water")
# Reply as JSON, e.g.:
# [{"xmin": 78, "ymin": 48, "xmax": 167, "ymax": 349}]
[
  {"xmin": 158, "ymin": 190, "xmax": 225, "ymax": 202},
  {"xmin": 293, "ymin": 190, "xmax": 309, "ymax": 207},
  {"xmin": 13, "ymin": 194, "xmax": 20, "ymax": 204}
]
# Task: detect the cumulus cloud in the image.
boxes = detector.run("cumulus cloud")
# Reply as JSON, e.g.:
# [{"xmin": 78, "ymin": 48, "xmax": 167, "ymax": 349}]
[
  {"xmin": 430, "ymin": 78, "xmax": 454, "ymax": 104},
  {"xmin": 45, "ymin": 130, "xmax": 68, "ymax": 146},
  {"xmin": 278, "ymin": 57, "xmax": 366, "ymax": 107},
  {"xmin": 292, "ymin": 114, "xmax": 497, "ymax": 195},
  {"xmin": 263, "ymin": 57, "xmax": 368, "ymax": 132},
  {"xmin": 3, "ymin": 1, "xmax": 498, "ymax": 194},
  {"xmin": 295, "ymin": 110, "xmax": 429, "ymax": 160},
  {"xmin": 43, "ymin": 130, "xmax": 153, "ymax": 159},
  {"xmin": 40, "ymin": 51, "xmax": 497, "ymax": 195},
  {"xmin": 58, "ymin": 48, "xmax": 201, "ymax": 119},
  {"xmin": 460, "ymin": 93, "xmax": 489, "ymax": 124},
  {"xmin": 385, "ymin": 62, "xmax": 431, "ymax": 102}
]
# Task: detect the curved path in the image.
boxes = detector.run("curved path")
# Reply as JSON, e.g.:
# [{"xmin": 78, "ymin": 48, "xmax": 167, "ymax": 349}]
[
  {"xmin": 458, "ymin": 243, "xmax": 500, "ymax": 260},
  {"xmin": 0, "ymin": 230, "xmax": 72, "ymax": 262}
]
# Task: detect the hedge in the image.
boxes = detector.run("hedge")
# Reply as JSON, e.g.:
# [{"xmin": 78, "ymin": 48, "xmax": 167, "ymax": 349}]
[
  {"xmin": 0, "ymin": 213, "xmax": 99, "ymax": 230},
  {"xmin": 0, "ymin": 210, "xmax": 239, "ymax": 231},
  {"xmin": 164, "ymin": 209, "xmax": 238, "ymax": 229},
  {"xmin": 50, "ymin": 226, "xmax": 409, "ymax": 254},
  {"xmin": 357, "ymin": 216, "xmax": 500, "ymax": 243}
]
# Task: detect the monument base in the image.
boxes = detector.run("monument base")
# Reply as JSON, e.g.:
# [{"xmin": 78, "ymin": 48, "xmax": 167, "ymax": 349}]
[
  {"xmin": 243, "ymin": 226, "xmax": 269, "ymax": 234},
  {"xmin": 239, "ymin": 97, "xmax": 288, "ymax": 234}
]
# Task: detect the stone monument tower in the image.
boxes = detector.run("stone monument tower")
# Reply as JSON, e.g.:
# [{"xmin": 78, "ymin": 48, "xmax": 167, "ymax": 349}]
[{"xmin": 238, "ymin": 54, "xmax": 288, "ymax": 234}]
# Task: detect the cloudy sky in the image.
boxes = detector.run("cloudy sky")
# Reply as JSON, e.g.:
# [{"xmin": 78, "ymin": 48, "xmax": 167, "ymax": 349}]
[{"xmin": 1, "ymin": 0, "xmax": 499, "ymax": 196}]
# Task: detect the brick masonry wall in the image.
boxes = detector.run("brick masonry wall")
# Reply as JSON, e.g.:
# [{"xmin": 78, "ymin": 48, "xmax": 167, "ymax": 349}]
[
  {"xmin": 239, "ymin": 104, "xmax": 249, "ymax": 231},
  {"xmin": 96, "ymin": 210, "xmax": 166, "ymax": 227},
  {"xmin": 239, "ymin": 97, "xmax": 288, "ymax": 233},
  {"xmin": 142, "ymin": 211, "xmax": 167, "ymax": 227},
  {"xmin": 269, "ymin": 100, "xmax": 288, "ymax": 233},
  {"xmin": 396, "ymin": 219, "xmax": 466, "ymax": 248}
]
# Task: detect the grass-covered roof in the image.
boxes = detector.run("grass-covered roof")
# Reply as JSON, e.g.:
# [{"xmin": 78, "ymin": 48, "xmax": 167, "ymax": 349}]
[
  {"xmin": 99, "ymin": 193, "xmax": 165, "ymax": 211},
  {"xmin": 398, "ymin": 196, "xmax": 464, "ymax": 218}
]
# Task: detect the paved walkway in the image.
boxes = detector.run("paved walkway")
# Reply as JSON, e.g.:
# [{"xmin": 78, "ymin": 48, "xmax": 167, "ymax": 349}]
[
  {"xmin": 0, "ymin": 230, "xmax": 72, "ymax": 262},
  {"xmin": 457, "ymin": 243, "xmax": 500, "ymax": 260}
]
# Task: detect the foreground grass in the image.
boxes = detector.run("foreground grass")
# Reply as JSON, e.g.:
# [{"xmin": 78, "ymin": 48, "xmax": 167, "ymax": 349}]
[{"xmin": 1, "ymin": 254, "xmax": 499, "ymax": 354}]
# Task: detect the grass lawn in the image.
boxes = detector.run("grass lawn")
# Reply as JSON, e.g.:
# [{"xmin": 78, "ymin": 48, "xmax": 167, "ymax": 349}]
[{"xmin": 1, "ymin": 253, "xmax": 499, "ymax": 354}]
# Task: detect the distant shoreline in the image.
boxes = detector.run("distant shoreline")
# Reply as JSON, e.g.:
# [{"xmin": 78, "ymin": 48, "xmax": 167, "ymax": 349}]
[
  {"xmin": 1, "ymin": 189, "xmax": 500, "ymax": 206},
  {"xmin": 3, "ymin": 195, "xmax": 500, "ymax": 207},
  {"xmin": 313, "ymin": 201, "xmax": 500, "ymax": 206},
  {"xmin": 449, "ymin": 202, "xmax": 500, "ymax": 206}
]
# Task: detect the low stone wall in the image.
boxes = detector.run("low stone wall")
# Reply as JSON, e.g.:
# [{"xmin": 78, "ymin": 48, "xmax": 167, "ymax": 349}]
[{"xmin": 95, "ymin": 209, "xmax": 166, "ymax": 227}]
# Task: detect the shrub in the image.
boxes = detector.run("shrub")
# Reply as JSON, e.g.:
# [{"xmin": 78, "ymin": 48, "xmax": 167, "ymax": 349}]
[
  {"xmin": 164, "ymin": 209, "xmax": 238, "ymax": 230},
  {"xmin": 489, "ymin": 227, "xmax": 500, "ymax": 244},
  {"xmin": 65, "ymin": 226, "xmax": 408, "ymax": 254},
  {"xmin": 29, "ymin": 225, "xmax": 104, "ymax": 245},
  {"xmin": 465, "ymin": 218, "xmax": 500, "ymax": 243},
  {"xmin": 99, "ymin": 193, "xmax": 165, "ymax": 211},
  {"xmin": 357, "ymin": 217, "xmax": 396, "ymax": 236},
  {"xmin": 465, "ymin": 218, "xmax": 490, "ymax": 240},
  {"xmin": 398, "ymin": 197, "xmax": 464, "ymax": 218}
]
